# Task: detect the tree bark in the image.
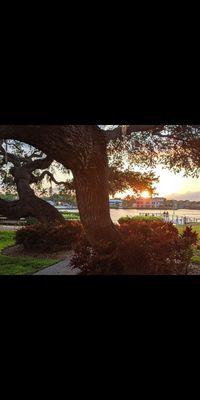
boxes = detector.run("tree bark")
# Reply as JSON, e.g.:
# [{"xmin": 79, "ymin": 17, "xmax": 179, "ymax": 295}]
[
  {"xmin": 0, "ymin": 196, "xmax": 65, "ymax": 224},
  {"xmin": 73, "ymin": 128, "xmax": 120, "ymax": 251}
]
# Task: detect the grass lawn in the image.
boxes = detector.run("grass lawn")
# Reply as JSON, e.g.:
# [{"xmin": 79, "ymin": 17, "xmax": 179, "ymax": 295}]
[
  {"xmin": 0, "ymin": 231, "xmax": 58, "ymax": 275},
  {"xmin": 61, "ymin": 211, "xmax": 80, "ymax": 220},
  {"xmin": 1, "ymin": 222, "xmax": 200, "ymax": 274},
  {"xmin": 177, "ymin": 224, "xmax": 200, "ymax": 263}
]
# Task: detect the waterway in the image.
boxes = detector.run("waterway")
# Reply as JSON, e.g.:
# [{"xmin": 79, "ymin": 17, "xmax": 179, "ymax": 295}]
[
  {"xmin": 109, "ymin": 209, "xmax": 200, "ymax": 223},
  {"xmin": 65, "ymin": 208, "xmax": 200, "ymax": 224}
]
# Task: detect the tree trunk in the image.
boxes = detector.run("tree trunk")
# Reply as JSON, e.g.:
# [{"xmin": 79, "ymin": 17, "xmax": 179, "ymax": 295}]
[
  {"xmin": 0, "ymin": 196, "xmax": 65, "ymax": 224},
  {"xmin": 73, "ymin": 130, "xmax": 120, "ymax": 251},
  {"xmin": 0, "ymin": 166, "xmax": 65, "ymax": 224},
  {"xmin": 74, "ymin": 170, "xmax": 119, "ymax": 251}
]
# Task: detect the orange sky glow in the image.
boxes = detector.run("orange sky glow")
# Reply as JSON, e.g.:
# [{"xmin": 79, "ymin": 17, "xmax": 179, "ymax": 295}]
[{"xmin": 53, "ymin": 165, "xmax": 200, "ymax": 201}]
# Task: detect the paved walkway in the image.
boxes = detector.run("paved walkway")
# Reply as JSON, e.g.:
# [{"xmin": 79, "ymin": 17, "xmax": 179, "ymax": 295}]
[
  {"xmin": 34, "ymin": 258, "xmax": 81, "ymax": 275},
  {"xmin": 0, "ymin": 225, "xmax": 20, "ymax": 231}
]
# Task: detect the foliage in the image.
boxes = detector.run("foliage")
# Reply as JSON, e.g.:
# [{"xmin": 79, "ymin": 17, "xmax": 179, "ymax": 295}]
[
  {"xmin": 0, "ymin": 192, "xmax": 18, "ymax": 201},
  {"xmin": 26, "ymin": 217, "xmax": 38, "ymax": 225},
  {"xmin": 177, "ymin": 224, "xmax": 200, "ymax": 263},
  {"xmin": 72, "ymin": 220, "xmax": 198, "ymax": 275},
  {"xmin": 16, "ymin": 221, "xmax": 83, "ymax": 252},
  {"xmin": 108, "ymin": 167, "xmax": 157, "ymax": 196},
  {"xmin": 52, "ymin": 191, "xmax": 77, "ymax": 206},
  {"xmin": 107, "ymin": 125, "xmax": 200, "ymax": 177},
  {"xmin": 118, "ymin": 215, "xmax": 162, "ymax": 224}
]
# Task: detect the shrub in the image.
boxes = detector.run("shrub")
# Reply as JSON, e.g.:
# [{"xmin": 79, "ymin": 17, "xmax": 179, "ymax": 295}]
[
  {"xmin": 72, "ymin": 220, "xmax": 198, "ymax": 275},
  {"xmin": 26, "ymin": 217, "xmax": 38, "ymax": 225},
  {"xmin": 16, "ymin": 221, "xmax": 83, "ymax": 252},
  {"xmin": 118, "ymin": 215, "xmax": 162, "ymax": 224}
]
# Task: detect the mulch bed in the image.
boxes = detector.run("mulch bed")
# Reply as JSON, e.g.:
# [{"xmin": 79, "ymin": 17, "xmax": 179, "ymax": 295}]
[{"xmin": 187, "ymin": 264, "xmax": 200, "ymax": 275}]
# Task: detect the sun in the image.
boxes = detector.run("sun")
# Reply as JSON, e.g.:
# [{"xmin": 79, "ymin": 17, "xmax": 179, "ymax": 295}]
[{"xmin": 141, "ymin": 190, "xmax": 150, "ymax": 198}]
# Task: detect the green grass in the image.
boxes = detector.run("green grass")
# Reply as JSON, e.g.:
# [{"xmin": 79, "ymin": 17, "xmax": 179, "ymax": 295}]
[
  {"xmin": 177, "ymin": 224, "xmax": 200, "ymax": 263},
  {"xmin": 0, "ymin": 231, "xmax": 58, "ymax": 275},
  {"xmin": 0, "ymin": 255, "xmax": 58, "ymax": 275},
  {"xmin": 0, "ymin": 231, "xmax": 16, "ymax": 251},
  {"xmin": 177, "ymin": 224, "xmax": 200, "ymax": 236},
  {"xmin": 61, "ymin": 211, "xmax": 80, "ymax": 220}
]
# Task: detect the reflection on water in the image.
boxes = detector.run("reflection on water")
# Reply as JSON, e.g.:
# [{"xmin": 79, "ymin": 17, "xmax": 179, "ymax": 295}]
[
  {"xmin": 110, "ymin": 209, "xmax": 200, "ymax": 223},
  {"xmin": 66, "ymin": 208, "xmax": 200, "ymax": 223}
]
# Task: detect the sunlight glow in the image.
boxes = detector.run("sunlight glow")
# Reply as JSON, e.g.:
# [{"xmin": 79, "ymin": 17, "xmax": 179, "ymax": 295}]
[{"xmin": 141, "ymin": 190, "xmax": 150, "ymax": 198}]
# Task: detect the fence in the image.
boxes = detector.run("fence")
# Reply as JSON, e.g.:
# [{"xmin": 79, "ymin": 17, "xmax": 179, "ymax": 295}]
[
  {"xmin": 0, "ymin": 216, "xmax": 27, "ymax": 226},
  {"xmin": 139, "ymin": 212, "xmax": 200, "ymax": 225}
]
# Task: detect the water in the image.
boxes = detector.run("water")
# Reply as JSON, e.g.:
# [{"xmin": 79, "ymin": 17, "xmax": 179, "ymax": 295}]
[
  {"xmin": 65, "ymin": 208, "xmax": 200, "ymax": 224},
  {"xmin": 110, "ymin": 209, "xmax": 200, "ymax": 223}
]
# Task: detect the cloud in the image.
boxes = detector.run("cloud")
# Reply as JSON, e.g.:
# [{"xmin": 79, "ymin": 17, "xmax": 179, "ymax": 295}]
[{"xmin": 166, "ymin": 191, "xmax": 200, "ymax": 201}]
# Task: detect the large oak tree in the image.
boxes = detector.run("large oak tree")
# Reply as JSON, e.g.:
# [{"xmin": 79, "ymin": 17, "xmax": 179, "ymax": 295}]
[{"xmin": 0, "ymin": 125, "xmax": 199, "ymax": 252}]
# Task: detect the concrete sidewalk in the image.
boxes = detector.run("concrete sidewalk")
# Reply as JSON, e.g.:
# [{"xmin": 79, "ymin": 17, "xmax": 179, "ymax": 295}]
[{"xmin": 34, "ymin": 258, "xmax": 80, "ymax": 275}]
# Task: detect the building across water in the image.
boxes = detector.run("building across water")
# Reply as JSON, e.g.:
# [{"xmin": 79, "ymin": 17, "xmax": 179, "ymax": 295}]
[
  {"xmin": 109, "ymin": 199, "xmax": 123, "ymax": 208},
  {"xmin": 109, "ymin": 197, "xmax": 166, "ymax": 209},
  {"xmin": 136, "ymin": 197, "xmax": 166, "ymax": 209}
]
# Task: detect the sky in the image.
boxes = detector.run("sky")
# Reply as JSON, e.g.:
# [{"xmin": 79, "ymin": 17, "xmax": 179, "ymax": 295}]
[
  {"xmin": 154, "ymin": 166, "xmax": 200, "ymax": 201},
  {"xmin": 102, "ymin": 125, "xmax": 200, "ymax": 200},
  {"xmin": 53, "ymin": 165, "xmax": 200, "ymax": 201}
]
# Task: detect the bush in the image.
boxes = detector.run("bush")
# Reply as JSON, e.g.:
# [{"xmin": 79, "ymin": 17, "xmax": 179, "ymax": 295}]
[
  {"xmin": 16, "ymin": 221, "xmax": 83, "ymax": 252},
  {"xmin": 26, "ymin": 217, "xmax": 38, "ymax": 225},
  {"xmin": 72, "ymin": 220, "xmax": 198, "ymax": 275},
  {"xmin": 118, "ymin": 215, "xmax": 162, "ymax": 224}
]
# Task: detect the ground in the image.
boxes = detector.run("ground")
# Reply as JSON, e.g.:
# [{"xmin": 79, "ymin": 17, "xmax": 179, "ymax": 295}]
[
  {"xmin": 0, "ymin": 210, "xmax": 80, "ymax": 275},
  {"xmin": 0, "ymin": 231, "xmax": 59, "ymax": 275},
  {"xmin": 1, "ymin": 223, "xmax": 200, "ymax": 275}
]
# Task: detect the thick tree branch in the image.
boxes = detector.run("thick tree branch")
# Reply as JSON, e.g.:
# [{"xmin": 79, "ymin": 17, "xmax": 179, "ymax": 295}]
[
  {"xmin": 0, "ymin": 196, "xmax": 65, "ymax": 223},
  {"xmin": 0, "ymin": 142, "xmax": 21, "ymax": 166},
  {"xmin": 32, "ymin": 170, "xmax": 67, "ymax": 185},
  {"xmin": 0, "ymin": 125, "xmax": 103, "ymax": 170},
  {"xmin": 0, "ymin": 198, "xmax": 22, "ymax": 219},
  {"xmin": 26, "ymin": 154, "xmax": 54, "ymax": 172},
  {"xmin": 105, "ymin": 125, "xmax": 166, "ymax": 141}
]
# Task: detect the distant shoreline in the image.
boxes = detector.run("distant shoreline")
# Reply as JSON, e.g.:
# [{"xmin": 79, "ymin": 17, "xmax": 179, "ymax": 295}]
[{"xmin": 109, "ymin": 207, "xmax": 200, "ymax": 211}]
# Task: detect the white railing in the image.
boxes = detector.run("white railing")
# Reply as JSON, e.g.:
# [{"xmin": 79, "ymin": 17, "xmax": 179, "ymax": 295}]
[
  {"xmin": 138, "ymin": 212, "xmax": 200, "ymax": 225},
  {"xmin": 0, "ymin": 216, "xmax": 27, "ymax": 225}
]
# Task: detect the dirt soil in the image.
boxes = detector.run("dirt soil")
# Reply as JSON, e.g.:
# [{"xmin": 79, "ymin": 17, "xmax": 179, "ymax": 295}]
[{"xmin": 2, "ymin": 244, "xmax": 74, "ymax": 260}]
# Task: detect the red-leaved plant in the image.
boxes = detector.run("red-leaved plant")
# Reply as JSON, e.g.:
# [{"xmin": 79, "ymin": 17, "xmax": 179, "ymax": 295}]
[
  {"xmin": 72, "ymin": 219, "xmax": 198, "ymax": 275},
  {"xmin": 16, "ymin": 221, "xmax": 83, "ymax": 252}
]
